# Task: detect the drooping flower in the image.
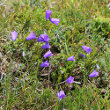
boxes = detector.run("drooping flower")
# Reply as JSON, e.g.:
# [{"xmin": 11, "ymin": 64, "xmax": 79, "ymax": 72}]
[
  {"xmin": 44, "ymin": 50, "xmax": 53, "ymax": 58},
  {"xmin": 37, "ymin": 34, "xmax": 49, "ymax": 43},
  {"xmin": 42, "ymin": 43, "xmax": 51, "ymax": 49},
  {"xmin": 89, "ymin": 70, "xmax": 99, "ymax": 78},
  {"xmin": 82, "ymin": 46, "xmax": 92, "ymax": 54},
  {"xmin": 66, "ymin": 76, "xmax": 74, "ymax": 84},
  {"xmin": 11, "ymin": 31, "xmax": 18, "ymax": 41},
  {"xmin": 50, "ymin": 18, "xmax": 60, "ymax": 26},
  {"xmin": 79, "ymin": 53, "xmax": 86, "ymax": 58},
  {"xmin": 57, "ymin": 90, "xmax": 66, "ymax": 101},
  {"xmin": 67, "ymin": 56, "xmax": 75, "ymax": 61},
  {"xmin": 26, "ymin": 32, "xmax": 37, "ymax": 40},
  {"xmin": 40, "ymin": 60, "xmax": 49, "ymax": 67},
  {"xmin": 45, "ymin": 9, "xmax": 52, "ymax": 20}
]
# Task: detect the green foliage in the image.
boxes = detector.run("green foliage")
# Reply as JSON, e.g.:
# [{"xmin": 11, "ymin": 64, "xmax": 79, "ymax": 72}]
[{"xmin": 0, "ymin": 0, "xmax": 110, "ymax": 109}]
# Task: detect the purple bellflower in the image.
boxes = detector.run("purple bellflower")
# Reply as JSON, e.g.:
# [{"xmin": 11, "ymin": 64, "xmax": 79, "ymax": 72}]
[
  {"xmin": 26, "ymin": 32, "xmax": 37, "ymax": 40},
  {"xmin": 67, "ymin": 56, "xmax": 75, "ymax": 61},
  {"xmin": 66, "ymin": 76, "xmax": 74, "ymax": 84},
  {"xmin": 40, "ymin": 60, "xmax": 49, "ymax": 67},
  {"xmin": 50, "ymin": 18, "xmax": 60, "ymax": 26},
  {"xmin": 57, "ymin": 90, "xmax": 66, "ymax": 101},
  {"xmin": 45, "ymin": 10, "xmax": 52, "ymax": 20},
  {"xmin": 11, "ymin": 31, "xmax": 18, "ymax": 41},
  {"xmin": 37, "ymin": 34, "xmax": 49, "ymax": 43},
  {"xmin": 42, "ymin": 43, "xmax": 51, "ymax": 49},
  {"xmin": 82, "ymin": 46, "xmax": 92, "ymax": 54},
  {"xmin": 79, "ymin": 53, "xmax": 86, "ymax": 58},
  {"xmin": 89, "ymin": 70, "xmax": 99, "ymax": 78},
  {"xmin": 44, "ymin": 50, "xmax": 53, "ymax": 58}
]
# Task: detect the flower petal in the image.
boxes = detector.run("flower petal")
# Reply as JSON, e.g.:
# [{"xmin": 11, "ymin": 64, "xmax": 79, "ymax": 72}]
[
  {"xmin": 66, "ymin": 76, "xmax": 74, "ymax": 84},
  {"xmin": 26, "ymin": 32, "xmax": 37, "ymax": 40},
  {"xmin": 44, "ymin": 50, "xmax": 53, "ymax": 58},
  {"xmin": 38, "ymin": 34, "xmax": 49, "ymax": 43},
  {"xmin": 79, "ymin": 53, "xmax": 86, "ymax": 57},
  {"xmin": 89, "ymin": 70, "xmax": 99, "ymax": 78},
  {"xmin": 67, "ymin": 56, "xmax": 75, "ymax": 61},
  {"xmin": 45, "ymin": 10, "xmax": 52, "ymax": 20},
  {"xmin": 42, "ymin": 43, "xmax": 51, "ymax": 49},
  {"xmin": 50, "ymin": 18, "xmax": 60, "ymax": 26},
  {"xmin": 40, "ymin": 60, "xmax": 49, "ymax": 67},
  {"xmin": 57, "ymin": 90, "xmax": 66, "ymax": 101},
  {"xmin": 82, "ymin": 46, "xmax": 92, "ymax": 54},
  {"xmin": 11, "ymin": 31, "xmax": 18, "ymax": 41}
]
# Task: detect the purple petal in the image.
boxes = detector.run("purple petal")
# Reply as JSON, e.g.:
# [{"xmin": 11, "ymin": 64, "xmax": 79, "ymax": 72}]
[
  {"xmin": 40, "ymin": 60, "xmax": 49, "ymax": 67},
  {"xmin": 82, "ymin": 46, "xmax": 92, "ymax": 54},
  {"xmin": 44, "ymin": 50, "xmax": 53, "ymax": 58},
  {"xmin": 79, "ymin": 53, "xmax": 86, "ymax": 57},
  {"xmin": 57, "ymin": 91, "xmax": 66, "ymax": 101},
  {"xmin": 26, "ymin": 32, "xmax": 37, "ymax": 40},
  {"xmin": 37, "ymin": 34, "xmax": 49, "ymax": 43},
  {"xmin": 66, "ymin": 76, "xmax": 74, "ymax": 84},
  {"xmin": 67, "ymin": 56, "xmax": 75, "ymax": 61},
  {"xmin": 42, "ymin": 43, "xmax": 51, "ymax": 49},
  {"xmin": 89, "ymin": 70, "xmax": 99, "ymax": 78},
  {"xmin": 11, "ymin": 31, "xmax": 18, "ymax": 41},
  {"xmin": 45, "ymin": 10, "xmax": 52, "ymax": 20},
  {"xmin": 50, "ymin": 18, "xmax": 60, "ymax": 26},
  {"xmin": 60, "ymin": 70, "xmax": 64, "ymax": 74}
]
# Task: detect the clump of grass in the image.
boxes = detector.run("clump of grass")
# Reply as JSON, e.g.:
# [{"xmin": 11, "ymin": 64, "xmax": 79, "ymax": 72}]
[{"xmin": 0, "ymin": 0, "xmax": 110, "ymax": 109}]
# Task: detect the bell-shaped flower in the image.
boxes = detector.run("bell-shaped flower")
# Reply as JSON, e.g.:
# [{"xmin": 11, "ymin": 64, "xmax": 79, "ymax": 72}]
[
  {"xmin": 57, "ymin": 90, "xmax": 66, "ymax": 101},
  {"xmin": 66, "ymin": 76, "xmax": 74, "ymax": 84},
  {"xmin": 40, "ymin": 60, "xmax": 49, "ymax": 67},
  {"xmin": 45, "ymin": 9, "xmax": 52, "ymax": 20},
  {"xmin": 89, "ymin": 70, "xmax": 99, "ymax": 78},
  {"xmin": 44, "ymin": 50, "xmax": 53, "ymax": 58},
  {"xmin": 26, "ymin": 32, "xmax": 37, "ymax": 40},
  {"xmin": 42, "ymin": 43, "xmax": 51, "ymax": 49},
  {"xmin": 79, "ymin": 53, "xmax": 86, "ymax": 57},
  {"xmin": 82, "ymin": 46, "xmax": 92, "ymax": 54},
  {"xmin": 50, "ymin": 18, "xmax": 60, "ymax": 26},
  {"xmin": 37, "ymin": 34, "xmax": 49, "ymax": 43},
  {"xmin": 11, "ymin": 31, "xmax": 18, "ymax": 41},
  {"xmin": 67, "ymin": 56, "xmax": 75, "ymax": 61}
]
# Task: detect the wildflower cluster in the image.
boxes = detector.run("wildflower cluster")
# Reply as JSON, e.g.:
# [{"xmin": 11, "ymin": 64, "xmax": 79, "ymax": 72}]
[
  {"xmin": 11, "ymin": 9, "xmax": 99, "ymax": 102},
  {"xmin": 45, "ymin": 9, "xmax": 60, "ymax": 26}
]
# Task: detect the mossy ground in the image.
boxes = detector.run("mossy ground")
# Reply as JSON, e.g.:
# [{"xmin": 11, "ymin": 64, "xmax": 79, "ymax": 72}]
[{"xmin": 0, "ymin": 0, "xmax": 110, "ymax": 109}]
